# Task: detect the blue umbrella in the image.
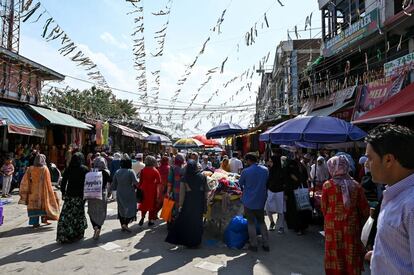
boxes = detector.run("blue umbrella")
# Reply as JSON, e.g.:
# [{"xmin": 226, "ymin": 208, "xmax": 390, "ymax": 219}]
[
  {"xmin": 145, "ymin": 134, "xmax": 172, "ymax": 145},
  {"xmin": 259, "ymin": 116, "xmax": 367, "ymax": 144},
  {"xmin": 206, "ymin": 123, "xmax": 247, "ymax": 139}
]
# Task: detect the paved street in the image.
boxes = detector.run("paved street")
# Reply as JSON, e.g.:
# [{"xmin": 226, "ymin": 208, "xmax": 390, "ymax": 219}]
[{"xmin": 0, "ymin": 191, "xmax": 330, "ymax": 275}]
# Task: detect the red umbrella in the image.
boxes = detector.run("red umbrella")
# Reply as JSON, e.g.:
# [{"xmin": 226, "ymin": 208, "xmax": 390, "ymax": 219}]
[{"xmin": 193, "ymin": 135, "xmax": 220, "ymax": 148}]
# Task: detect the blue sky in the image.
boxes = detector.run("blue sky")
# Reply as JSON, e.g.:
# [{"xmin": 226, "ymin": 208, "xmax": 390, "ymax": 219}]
[{"xmin": 20, "ymin": 0, "xmax": 320, "ymax": 136}]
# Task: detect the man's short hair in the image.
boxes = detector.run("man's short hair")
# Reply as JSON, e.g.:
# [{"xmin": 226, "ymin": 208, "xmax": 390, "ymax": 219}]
[
  {"xmin": 366, "ymin": 124, "xmax": 414, "ymax": 169},
  {"xmin": 232, "ymin": 152, "xmax": 239, "ymax": 158},
  {"xmin": 244, "ymin": 152, "xmax": 258, "ymax": 163}
]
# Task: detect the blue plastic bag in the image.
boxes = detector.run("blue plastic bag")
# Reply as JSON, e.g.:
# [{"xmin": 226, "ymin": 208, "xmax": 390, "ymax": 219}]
[{"xmin": 224, "ymin": 216, "xmax": 248, "ymax": 249}]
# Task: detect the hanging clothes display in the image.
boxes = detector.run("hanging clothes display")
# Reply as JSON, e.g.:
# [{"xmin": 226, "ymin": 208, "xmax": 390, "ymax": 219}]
[
  {"xmin": 102, "ymin": 121, "xmax": 109, "ymax": 145},
  {"xmin": 95, "ymin": 121, "xmax": 103, "ymax": 145}
]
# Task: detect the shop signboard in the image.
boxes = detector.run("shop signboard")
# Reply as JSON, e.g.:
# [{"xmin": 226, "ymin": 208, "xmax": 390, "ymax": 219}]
[
  {"xmin": 352, "ymin": 74, "xmax": 405, "ymax": 121},
  {"xmin": 301, "ymin": 85, "xmax": 356, "ymax": 115},
  {"xmin": 384, "ymin": 52, "xmax": 414, "ymax": 78},
  {"xmin": 323, "ymin": 8, "xmax": 379, "ymax": 57}
]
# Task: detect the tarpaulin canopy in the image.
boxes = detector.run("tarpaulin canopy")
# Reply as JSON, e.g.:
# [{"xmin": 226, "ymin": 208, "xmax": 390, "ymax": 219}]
[
  {"xmin": 353, "ymin": 82, "xmax": 414, "ymax": 124},
  {"xmin": 306, "ymin": 102, "xmax": 351, "ymax": 117},
  {"xmin": 112, "ymin": 123, "xmax": 147, "ymax": 139},
  {"xmin": 28, "ymin": 105, "xmax": 91, "ymax": 130},
  {"xmin": 260, "ymin": 116, "xmax": 367, "ymax": 144},
  {"xmin": 193, "ymin": 135, "xmax": 220, "ymax": 147},
  {"xmin": 0, "ymin": 104, "xmax": 45, "ymax": 137},
  {"xmin": 206, "ymin": 123, "xmax": 247, "ymax": 139}
]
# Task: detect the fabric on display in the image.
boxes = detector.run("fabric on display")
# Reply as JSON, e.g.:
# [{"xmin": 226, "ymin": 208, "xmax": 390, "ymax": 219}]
[
  {"xmin": 95, "ymin": 121, "xmax": 103, "ymax": 145},
  {"xmin": 102, "ymin": 121, "xmax": 109, "ymax": 145}
]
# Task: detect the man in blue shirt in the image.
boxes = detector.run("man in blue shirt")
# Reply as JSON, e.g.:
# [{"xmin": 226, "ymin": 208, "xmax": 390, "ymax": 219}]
[
  {"xmin": 239, "ymin": 152, "xmax": 269, "ymax": 252},
  {"xmin": 364, "ymin": 124, "xmax": 414, "ymax": 274}
]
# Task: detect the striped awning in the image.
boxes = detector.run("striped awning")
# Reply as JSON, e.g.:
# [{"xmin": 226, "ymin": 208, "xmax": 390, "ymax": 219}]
[{"xmin": 0, "ymin": 104, "xmax": 45, "ymax": 137}]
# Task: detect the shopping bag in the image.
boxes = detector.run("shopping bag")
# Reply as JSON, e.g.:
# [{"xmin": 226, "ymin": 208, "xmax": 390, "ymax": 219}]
[
  {"xmin": 160, "ymin": 197, "xmax": 175, "ymax": 222},
  {"xmin": 83, "ymin": 171, "xmax": 103, "ymax": 200},
  {"xmin": 294, "ymin": 186, "xmax": 312, "ymax": 211},
  {"xmin": 361, "ymin": 216, "xmax": 374, "ymax": 247}
]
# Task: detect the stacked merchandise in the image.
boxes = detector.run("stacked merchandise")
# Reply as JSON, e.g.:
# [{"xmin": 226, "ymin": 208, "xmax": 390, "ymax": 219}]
[{"xmin": 203, "ymin": 170, "xmax": 243, "ymax": 234}]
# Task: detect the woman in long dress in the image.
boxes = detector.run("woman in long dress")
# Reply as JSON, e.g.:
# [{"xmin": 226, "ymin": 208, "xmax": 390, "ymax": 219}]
[
  {"xmin": 165, "ymin": 160, "xmax": 208, "ymax": 248},
  {"xmin": 112, "ymin": 158, "xmax": 138, "ymax": 232},
  {"xmin": 322, "ymin": 155, "xmax": 369, "ymax": 275},
  {"xmin": 284, "ymin": 156, "xmax": 311, "ymax": 235},
  {"xmin": 265, "ymin": 155, "xmax": 286, "ymax": 233},
  {"xmin": 87, "ymin": 157, "xmax": 111, "ymax": 240},
  {"xmin": 19, "ymin": 154, "xmax": 60, "ymax": 228},
  {"xmin": 138, "ymin": 156, "xmax": 161, "ymax": 226},
  {"xmin": 56, "ymin": 152, "xmax": 89, "ymax": 243}
]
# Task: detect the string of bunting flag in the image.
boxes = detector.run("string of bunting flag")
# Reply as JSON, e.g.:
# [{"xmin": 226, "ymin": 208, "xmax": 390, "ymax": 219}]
[{"xmin": 21, "ymin": 0, "xmax": 110, "ymax": 88}]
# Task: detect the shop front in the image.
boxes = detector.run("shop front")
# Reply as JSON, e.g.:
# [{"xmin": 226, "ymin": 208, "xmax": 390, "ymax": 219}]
[{"xmin": 0, "ymin": 104, "xmax": 45, "ymax": 154}]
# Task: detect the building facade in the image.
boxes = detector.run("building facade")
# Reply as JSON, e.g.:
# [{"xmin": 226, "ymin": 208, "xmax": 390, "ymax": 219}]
[{"xmin": 255, "ymin": 39, "xmax": 321, "ymax": 126}]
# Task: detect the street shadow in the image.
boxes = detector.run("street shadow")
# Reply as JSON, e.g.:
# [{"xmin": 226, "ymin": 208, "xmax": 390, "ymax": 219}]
[
  {"xmin": 0, "ymin": 221, "xmax": 146, "ymax": 266},
  {"xmin": 0, "ymin": 239, "xmax": 96, "ymax": 265},
  {"xmin": 129, "ymin": 222, "xmax": 246, "ymax": 275},
  {"xmin": 0, "ymin": 225, "xmax": 54, "ymax": 238}
]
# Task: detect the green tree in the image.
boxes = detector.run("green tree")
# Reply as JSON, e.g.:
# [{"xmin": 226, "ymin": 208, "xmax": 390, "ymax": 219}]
[{"xmin": 42, "ymin": 86, "xmax": 138, "ymax": 119}]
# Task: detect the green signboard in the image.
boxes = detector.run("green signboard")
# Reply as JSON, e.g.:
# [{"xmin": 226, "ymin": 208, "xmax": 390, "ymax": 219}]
[{"xmin": 323, "ymin": 8, "xmax": 379, "ymax": 57}]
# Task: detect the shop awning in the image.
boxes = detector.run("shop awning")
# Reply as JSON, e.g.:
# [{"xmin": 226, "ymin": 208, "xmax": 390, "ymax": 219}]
[
  {"xmin": 0, "ymin": 104, "xmax": 45, "ymax": 137},
  {"xmin": 306, "ymin": 101, "xmax": 351, "ymax": 117},
  {"xmin": 353, "ymin": 82, "xmax": 414, "ymax": 124},
  {"xmin": 112, "ymin": 123, "xmax": 147, "ymax": 139},
  {"xmin": 28, "ymin": 105, "xmax": 90, "ymax": 130}
]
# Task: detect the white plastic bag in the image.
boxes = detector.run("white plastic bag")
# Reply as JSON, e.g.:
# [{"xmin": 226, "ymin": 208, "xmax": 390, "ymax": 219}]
[
  {"xmin": 294, "ymin": 185, "xmax": 312, "ymax": 211},
  {"xmin": 84, "ymin": 171, "xmax": 103, "ymax": 200},
  {"xmin": 361, "ymin": 216, "xmax": 374, "ymax": 247}
]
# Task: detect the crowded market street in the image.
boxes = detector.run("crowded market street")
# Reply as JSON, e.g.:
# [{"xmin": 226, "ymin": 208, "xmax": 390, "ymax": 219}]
[
  {"xmin": 1, "ymin": 193, "xmax": 327, "ymax": 275},
  {"xmin": 1, "ymin": 0, "xmax": 414, "ymax": 274}
]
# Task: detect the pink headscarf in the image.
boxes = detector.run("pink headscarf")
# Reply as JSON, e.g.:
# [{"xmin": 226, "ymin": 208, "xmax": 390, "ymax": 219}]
[{"xmin": 327, "ymin": 155, "xmax": 357, "ymax": 209}]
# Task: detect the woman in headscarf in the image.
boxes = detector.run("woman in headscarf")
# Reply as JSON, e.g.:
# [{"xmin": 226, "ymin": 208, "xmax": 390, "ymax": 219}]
[
  {"xmin": 165, "ymin": 160, "xmax": 208, "ymax": 248},
  {"xmin": 321, "ymin": 155, "xmax": 369, "ymax": 275},
  {"xmin": 156, "ymin": 156, "xmax": 170, "ymax": 213},
  {"xmin": 56, "ymin": 152, "xmax": 89, "ymax": 243},
  {"xmin": 87, "ymin": 157, "xmax": 111, "ymax": 240},
  {"xmin": 167, "ymin": 153, "xmax": 185, "ymax": 222},
  {"xmin": 138, "ymin": 156, "xmax": 161, "ymax": 226},
  {"xmin": 19, "ymin": 154, "xmax": 60, "ymax": 228},
  {"xmin": 310, "ymin": 156, "xmax": 330, "ymax": 187},
  {"xmin": 265, "ymin": 155, "xmax": 286, "ymax": 233},
  {"xmin": 220, "ymin": 158, "xmax": 231, "ymax": 172},
  {"xmin": 112, "ymin": 157, "xmax": 138, "ymax": 232}
]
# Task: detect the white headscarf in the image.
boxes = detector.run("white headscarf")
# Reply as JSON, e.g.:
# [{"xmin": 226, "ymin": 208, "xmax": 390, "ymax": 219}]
[{"xmin": 311, "ymin": 156, "xmax": 330, "ymax": 182}]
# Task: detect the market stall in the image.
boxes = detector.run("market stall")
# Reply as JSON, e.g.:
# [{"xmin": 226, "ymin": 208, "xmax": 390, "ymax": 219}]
[{"xmin": 203, "ymin": 169, "xmax": 243, "ymax": 236}]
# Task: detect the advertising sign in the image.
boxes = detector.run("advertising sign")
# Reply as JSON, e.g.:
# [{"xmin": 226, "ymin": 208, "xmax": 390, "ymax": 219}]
[
  {"xmin": 323, "ymin": 8, "xmax": 379, "ymax": 57},
  {"xmin": 352, "ymin": 75, "xmax": 405, "ymax": 121},
  {"xmin": 384, "ymin": 52, "xmax": 414, "ymax": 78}
]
